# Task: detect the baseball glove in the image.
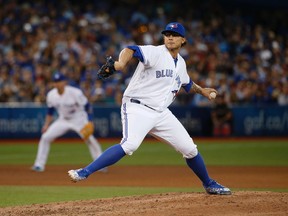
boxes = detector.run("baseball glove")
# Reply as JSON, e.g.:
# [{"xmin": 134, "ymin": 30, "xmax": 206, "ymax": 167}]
[
  {"xmin": 97, "ymin": 56, "xmax": 116, "ymax": 80},
  {"xmin": 80, "ymin": 122, "xmax": 94, "ymax": 140}
]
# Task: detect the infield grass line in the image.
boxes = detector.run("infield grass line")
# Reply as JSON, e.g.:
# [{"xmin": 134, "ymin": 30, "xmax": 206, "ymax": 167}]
[{"xmin": 0, "ymin": 140, "xmax": 287, "ymax": 166}]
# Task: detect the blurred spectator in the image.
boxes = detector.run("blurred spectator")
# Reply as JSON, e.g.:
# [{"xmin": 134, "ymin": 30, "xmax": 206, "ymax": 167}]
[
  {"xmin": 210, "ymin": 94, "xmax": 233, "ymax": 136},
  {"xmin": 0, "ymin": 0, "xmax": 287, "ymax": 107},
  {"xmin": 91, "ymin": 80, "xmax": 105, "ymax": 103},
  {"xmin": 278, "ymin": 83, "xmax": 288, "ymax": 106}
]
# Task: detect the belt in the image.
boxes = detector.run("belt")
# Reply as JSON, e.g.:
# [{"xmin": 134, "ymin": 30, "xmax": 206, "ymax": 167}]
[{"xmin": 130, "ymin": 99, "xmax": 156, "ymax": 111}]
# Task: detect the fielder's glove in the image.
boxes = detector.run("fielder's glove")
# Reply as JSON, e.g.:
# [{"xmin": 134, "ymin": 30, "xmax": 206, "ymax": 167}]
[
  {"xmin": 97, "ymin": 56, "xmax": 116, "ymax": 80},
  {"xmin": 80, "ymin": 122, "xmax": 94, "ymax": 140}
]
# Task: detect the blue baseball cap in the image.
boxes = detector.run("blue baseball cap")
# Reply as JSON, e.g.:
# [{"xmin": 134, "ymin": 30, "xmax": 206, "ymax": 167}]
[
  {"xmin": 161, "ymin": 22, "xmax": 185, "ymax": 37},
  {"xmin": 52, "ymin": 72, "xmax": 66, "ymax": 82}
]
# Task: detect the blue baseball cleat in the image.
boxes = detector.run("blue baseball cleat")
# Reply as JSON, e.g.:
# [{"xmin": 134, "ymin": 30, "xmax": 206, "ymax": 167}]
[
  {"xmin": 31, "ymin": 166, "xmax": 44, "ymax": 172},
  {"xmin": 203, "ymin": 179, "xmax": 232, "ymax": 195},
  {"xmin": 68, "ymin": 168, "xmax": 89, "ymax": 182}
]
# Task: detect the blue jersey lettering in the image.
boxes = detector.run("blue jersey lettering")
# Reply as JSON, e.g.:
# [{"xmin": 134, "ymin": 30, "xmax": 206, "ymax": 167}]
[
  {"xmin": 156, "ymin": 69, "xmax": 173, "ymax": 78},
  {"xmin": 175, "ymin": 75, "xmax": 181, "ymax": 87}
]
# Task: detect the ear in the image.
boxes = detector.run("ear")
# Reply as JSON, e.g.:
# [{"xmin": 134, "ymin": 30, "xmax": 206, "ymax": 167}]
[{"xmin": 181, "ymin": 38, "xmax": 186, "ymax": 46}]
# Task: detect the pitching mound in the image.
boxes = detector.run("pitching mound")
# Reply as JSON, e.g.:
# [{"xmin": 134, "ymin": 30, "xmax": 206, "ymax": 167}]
[
  {"xmin": 0, "ymin": 165, "xmax": 287, "ymax": 215},
  {"xmin": 0, "ymin": 191, "xmax": 287, "ymax": 215}
]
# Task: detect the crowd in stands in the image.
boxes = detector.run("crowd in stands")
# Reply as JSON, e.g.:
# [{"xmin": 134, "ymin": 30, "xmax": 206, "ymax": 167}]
[{"xmin": 0, "ymin": 0, "xmax": 288, "ymax": 107}]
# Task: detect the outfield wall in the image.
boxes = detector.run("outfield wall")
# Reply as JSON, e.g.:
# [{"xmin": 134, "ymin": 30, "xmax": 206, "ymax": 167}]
[{"xmin": 0, "ymin": 105, "xmax": 287, "ymax": 138}]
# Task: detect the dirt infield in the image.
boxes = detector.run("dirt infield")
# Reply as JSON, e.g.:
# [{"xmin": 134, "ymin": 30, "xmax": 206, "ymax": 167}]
[
  {"xmin": 0, "ymin": 165, "xmax": 288, "ymax": 215},
  {"xmin": 1, "ymin": 191, "xmax": 287, "ymax": 216}
]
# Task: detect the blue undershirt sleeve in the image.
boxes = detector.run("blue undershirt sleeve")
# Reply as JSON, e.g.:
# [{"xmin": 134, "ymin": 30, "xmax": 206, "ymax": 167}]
[
  {"xmin": 127, "ymin": 45, "xmax": 144, "ymax": 62},
  {"xmin": 182, "ymin": 79, "xmax": 193, "ymax": 93}
]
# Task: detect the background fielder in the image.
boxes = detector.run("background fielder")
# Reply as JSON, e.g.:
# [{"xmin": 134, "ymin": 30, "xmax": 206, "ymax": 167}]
[
  {"xmin": 68, "ymin": 22, "xmax": 231, "ymax": 195},
  {"xmin": 32, "ymin": 72, "xmax": 104, "ymax": 172}
]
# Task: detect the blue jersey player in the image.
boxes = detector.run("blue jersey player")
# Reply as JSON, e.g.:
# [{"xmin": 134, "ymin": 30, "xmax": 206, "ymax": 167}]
[{"xmin": 68, "ymin": 22, "xmax": 231, "ymax": 195}]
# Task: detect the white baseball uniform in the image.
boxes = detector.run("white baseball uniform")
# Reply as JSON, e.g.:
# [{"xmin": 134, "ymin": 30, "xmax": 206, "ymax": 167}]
[
  {"xmin": 33, "ymin": 85, "xmax": 102, "ymax": 170},
  {"xmin": 120, "ymin": 44, "xmax": 198, "ymax": 158}
]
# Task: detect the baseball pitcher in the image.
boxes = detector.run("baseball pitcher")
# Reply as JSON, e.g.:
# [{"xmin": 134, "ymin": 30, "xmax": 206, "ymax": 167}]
[{"xmin": 68, "ymin": 22, "xmax": 231, "ymax": 195}]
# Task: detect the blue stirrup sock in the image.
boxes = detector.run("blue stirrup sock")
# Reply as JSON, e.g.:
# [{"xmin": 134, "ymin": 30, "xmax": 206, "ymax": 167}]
[
  {"xmin": 81, "ymin": 144, "xmax": 126, "ymax": 177},
  {"xmin": 186, "ymin": 153, "xmax": 211, "ymax": 186}
]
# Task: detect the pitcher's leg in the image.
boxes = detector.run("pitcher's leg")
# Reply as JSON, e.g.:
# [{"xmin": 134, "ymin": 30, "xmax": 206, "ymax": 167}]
[
  {"xmin": 85, "ymin": 135, "xmax": 108, "ymax": 172},
  {"xmin": 152, "ymin": 110, "xmax": 231, "ymax": 194},
  {"xmin": 185, "ymin": 153, "xmax": 210, "ymax": 185},
  {"xmin": 150, "ymin": 109, "xmax": 228, "ymax": 193},
  {"xmin": 81, "ymin": 144, "xmax": 126, "ymax": 176},
  {"xmin": 68, "ymin": 102, "xmax": 155, "ymax": 181},
  {"xmin": 119, "ymin": 103, "xmax": 154, "ymax": 155},
  {"xmin": 84, "ymin": 103, "xmax": 153, "ymax": 173}
]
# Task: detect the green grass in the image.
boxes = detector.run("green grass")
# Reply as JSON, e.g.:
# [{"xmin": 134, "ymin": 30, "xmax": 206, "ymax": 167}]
[
  {"xmin": 197, "ymin": 141, "xmax": 288, "ymax": 166},
  {"xmin": 0, "ymin": 138, "xmax": 287, "ymax": 207},
  {"xmin": 0, "ymin": 139, "xmax": 287, "ymax": 166}
]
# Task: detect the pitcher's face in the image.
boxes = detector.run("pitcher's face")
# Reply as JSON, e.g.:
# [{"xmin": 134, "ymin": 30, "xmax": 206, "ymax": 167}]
[{"xmin": 163, "ymin": 32, "xmax": 186, "ymax": 50}]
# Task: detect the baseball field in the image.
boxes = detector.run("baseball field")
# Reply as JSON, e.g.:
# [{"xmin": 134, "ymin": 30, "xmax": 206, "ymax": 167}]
[{"xmin": 0, "ymin": 137, "xmax": 287, "ymax": 215}]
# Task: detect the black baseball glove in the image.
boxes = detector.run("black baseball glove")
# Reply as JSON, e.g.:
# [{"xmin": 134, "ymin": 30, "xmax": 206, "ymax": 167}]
[{"xmin": 97, "ymin": 56, "xmax": 116, "ymax": 80}]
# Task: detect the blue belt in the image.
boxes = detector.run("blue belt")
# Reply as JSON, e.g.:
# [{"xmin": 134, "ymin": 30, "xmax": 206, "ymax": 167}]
[{"xmin": 130, "ymin": 99, "xmax": 156, "ymax": 111}]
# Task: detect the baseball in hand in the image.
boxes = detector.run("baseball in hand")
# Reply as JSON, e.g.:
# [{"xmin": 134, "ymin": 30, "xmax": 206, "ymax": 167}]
[{"xmin": 210, "ymin": 92, "xmax": 217, "ymax": 99}]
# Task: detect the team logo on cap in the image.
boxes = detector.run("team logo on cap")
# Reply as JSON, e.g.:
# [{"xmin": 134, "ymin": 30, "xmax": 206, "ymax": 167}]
[{"xmin": 169, "ymin": 23, "xmax": 178, "ymax": 29}]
